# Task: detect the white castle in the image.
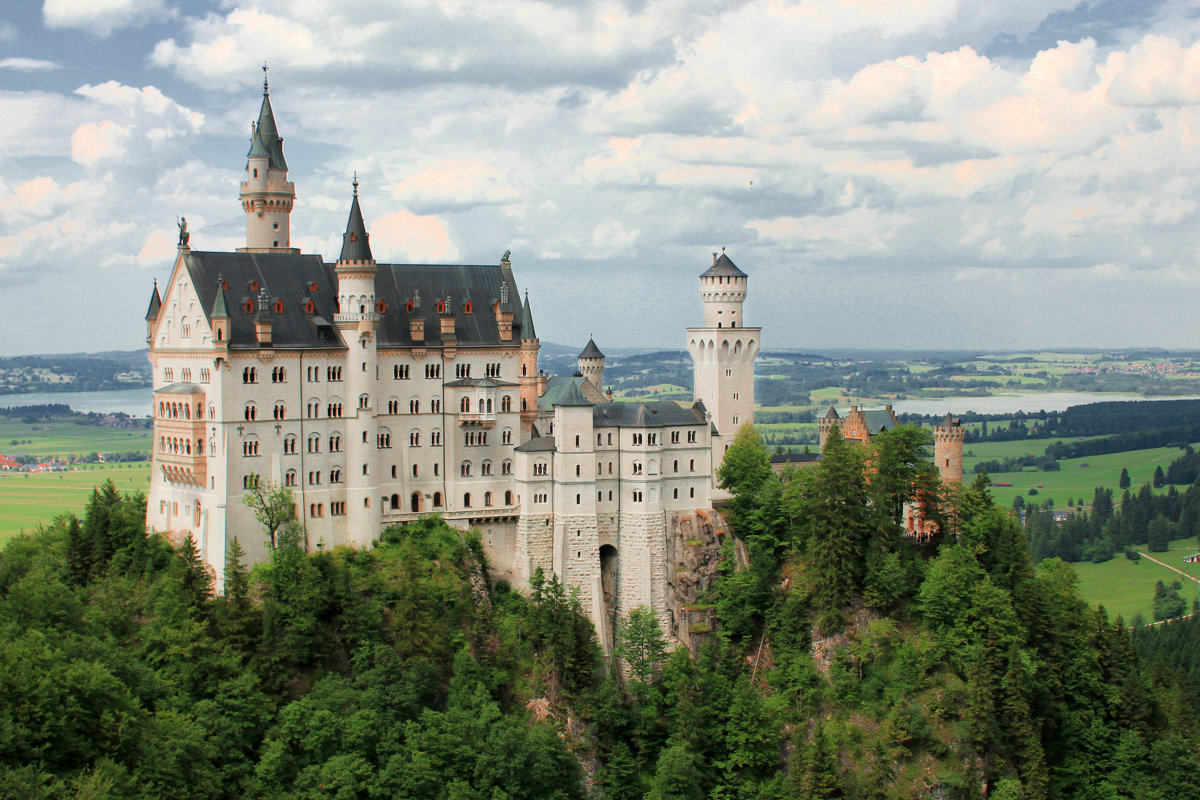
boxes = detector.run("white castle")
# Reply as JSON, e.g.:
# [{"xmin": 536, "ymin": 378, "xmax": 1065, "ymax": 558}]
[{"xmin": 144, "ymin": 80, "xmax": 760, "ymax": 648}]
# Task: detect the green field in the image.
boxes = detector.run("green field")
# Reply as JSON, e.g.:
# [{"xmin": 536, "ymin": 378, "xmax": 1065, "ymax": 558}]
[
  {"xmin": 0, "ymin": 463, "xmax": 152, "ymax": 543},
  {"xmin": 966, "ymin": 440, "xmax": 1196, "ymax": 509},
  {"xmin": 1072, "ymin": 537, "xmax": 1200, "ymax": 623},
  {"xmin": 0, "ymin": 418, "xmax": 152, "ymax": 459}
]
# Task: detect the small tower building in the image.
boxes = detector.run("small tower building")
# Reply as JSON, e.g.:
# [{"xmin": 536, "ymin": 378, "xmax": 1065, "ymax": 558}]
[
  {"xmin": 933, "ymin": 413, "xmax": 965, "ymax": 485},
  {"xmin": 577, "ymin": 338, "xmax": 605, "ymax": 395},
  {"xmin": 239, "ymin": 73, "xmax": 297, "ymax": 253}
]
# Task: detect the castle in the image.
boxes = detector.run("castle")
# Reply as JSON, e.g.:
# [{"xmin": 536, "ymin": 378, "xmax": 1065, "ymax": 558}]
[{"xmin": 144, "ymin": 80, "xmax": 763, "ymax": 649}]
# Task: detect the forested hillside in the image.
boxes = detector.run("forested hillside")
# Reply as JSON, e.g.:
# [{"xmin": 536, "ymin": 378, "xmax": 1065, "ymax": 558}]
[{"xmin": 3, "ymin": 427, "xmax": 1200, "ymax": 798}]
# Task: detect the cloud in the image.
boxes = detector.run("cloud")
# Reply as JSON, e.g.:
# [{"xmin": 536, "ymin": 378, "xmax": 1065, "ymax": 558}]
[
  {"xmin": 137, "ymin": 230, "xmax": 176, "ymax": 265},
  {"xmin": 369, "ymin": 209, "xmax": 460, "ymax": 263},
  {"xmin": 43, "ymin": 0, "xmax": 171, "ymax": 36},
  {"xmin": 70, "ymin": 120, "xmax": 131, "ymax": 165},
  {"xmin": 0, "ymin": 57, "xmax": 60, "ymax": 71},
  {"xmin": 393, "ymin": 159, "xmax": 518, "ymax": 212},
  {"xmin": 1106, "ymin": 35, "xmax": 1200, "ymax": 107}
]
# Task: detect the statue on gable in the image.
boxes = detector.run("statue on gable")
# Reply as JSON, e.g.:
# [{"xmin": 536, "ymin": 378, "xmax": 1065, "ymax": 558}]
[{"xmin": 177, "ymin": 216, "xmax": 190, "ymax": 247}]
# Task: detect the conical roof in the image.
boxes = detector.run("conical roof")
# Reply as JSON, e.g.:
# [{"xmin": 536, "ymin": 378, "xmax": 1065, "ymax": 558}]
[
  {"xmin": 145, "ymin": 280, "xmax": 162, "ymax": 321},
  {"xmin": 255, "ymin": 85, "xmax": 288, "ymax": 171},
  {"xmin": 578, "ymin": 338, "xmax": 604, "ymax": 360},
  {"xmin": 823, "ymin": 406, "xmax": 840, "ymax": 420},
  {"xmin": 519, "ymin": 292, "xmax": 537, "ymax": 340},
  {"xmin": 338, "ymin": 182, "xmax": 373, "ymax": 263},
  {"xmin": 700, "ymin": 252, "xmax": 747, "ymax": 278},
  {"xmin": 246, "ymin": 126, "xmax": 271, "ymax": 159},
  {"xmin": 210, "ymin": 278, "xmax": 229, "ymax": 318}
]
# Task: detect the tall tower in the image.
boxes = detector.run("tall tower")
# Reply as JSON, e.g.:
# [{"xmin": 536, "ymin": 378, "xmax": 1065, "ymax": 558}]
[
  {"xmin": 239, "ymin": 71, "xmax": 297, "ymax": 253},
  {"xmin": 334, "ymin": 178, "xmax": 380, "ymax": 542},
  {"xmin": 577, "ymin": 338, "xmax": 605, "ymax": 395},
  {"xmin": 933, "ymin": 413, "xmax": 965, "ymax": 485},
  {"xmin": 518, "ymin": 292, "xmax": 540, "ymax": 435},
  {"xmin": 686, "ymin": 251, "xmax": 761, "ymax": 463}
]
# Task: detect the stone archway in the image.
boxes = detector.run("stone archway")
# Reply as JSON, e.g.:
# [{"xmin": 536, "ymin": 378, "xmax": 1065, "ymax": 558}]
[{"xmin": 599, "ymin": 544, "xmax": 618, "ymax": 653}]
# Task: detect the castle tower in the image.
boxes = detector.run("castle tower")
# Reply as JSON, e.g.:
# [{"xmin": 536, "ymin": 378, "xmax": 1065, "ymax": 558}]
[
  {"xmin": 933, "ymin": 413, "xmax": 965, "ymax": 485},
  {"xmin": 577, "ymin": 338, "xmax": 605, "ymax": 395},
  {"xmin": 238, "ymin": 71, "xmax": 297, "ymax": 253},
  {"xmin": 333, "ymin": 178, "xmax": 380, "ymax": 543},
  {"xmin": 818, "ymin": 407, "xmax": 840, "ymax": 450},
  {"xmin": 518, "ymin": 292, "xmax": 540, "ymax": 435},
  {"xmin": 686, "ymin": 251, "xmax": 761, "ymax": 465},
  {"xmin": 144, "ymin": 280, "xmax": 161, "ymax": 343}
]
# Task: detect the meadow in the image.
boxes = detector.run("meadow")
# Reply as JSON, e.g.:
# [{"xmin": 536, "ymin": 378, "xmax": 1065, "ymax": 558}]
[
  {"xmin": 0, "ymin": 417, "xmax": 151, "ymax": 459},
  {"xmin": 1073, "ymin": 536, "xmax": 1200, "ymax": 623},
  {"xmin": 0, "ymin": 462, "xmax": 152, "ymax": 543}
]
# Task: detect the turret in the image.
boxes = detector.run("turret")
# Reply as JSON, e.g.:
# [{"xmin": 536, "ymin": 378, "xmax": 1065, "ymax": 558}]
[
  {"xmin": 253, "ymin": 288, "xmax": 273, "ymax": 347},
  {"xmin": 238, "ymin": 70, "xmax": 297, "ymax": 253},
  {"xmin": 577, "ymin": 338, "xmax": 605, "ymax": 395},
  {"xmin": 699, "ymin": 250, "xmax": 748, "ymax": 328},
  {"xmin": 495, "ymin": 279, "xmax": 514, "ymax": 342},
  {"xmin": 933, "ymin": 413, "xmax": 965, "ymax": 485},
  {"xmin": 210, "ymin": 276, "xmax": 230, "ymax": 349},
  {"xmin": 518, "ymin": 291, "xmax": 540, "ymax": 434},
  {"xmin": 145, "ymin": 279, "xmax": 161, "ymax": 343}
]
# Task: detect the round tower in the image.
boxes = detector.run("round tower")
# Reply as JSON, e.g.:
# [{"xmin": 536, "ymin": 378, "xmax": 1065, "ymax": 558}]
[
  {"xmin": 685, "ymin": 250, "xmax": 761, "ymax": 466},
  {"xmin": 933, "ymin": 413, "xmax": 965, "ymax": 485},
  {"xmin": 518, "ymin": 291, "xmax": 540, "ymax": 435},
  {"xmin": 239, "ymin": 70, "xmax": 297, "ymax": 253},
  {"xmin": 333, "ymin": 178, "xmax": 381, "ymax": 544},
  {"xmin": 577, "ymin": 338, "xmax": 605, "ymax": 395}
]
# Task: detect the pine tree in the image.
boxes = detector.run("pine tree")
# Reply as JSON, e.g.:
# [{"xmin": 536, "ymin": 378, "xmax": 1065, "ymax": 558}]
[
  {"xmin": 805, "ymin": 426, "xmax": 869, "ymax": 632},
  {"xmin": 1119, "ymin": 468, "xmax": 1131, "ymax": 490}
]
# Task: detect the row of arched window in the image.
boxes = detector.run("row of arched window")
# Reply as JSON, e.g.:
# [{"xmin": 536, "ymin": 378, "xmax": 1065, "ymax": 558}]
[
  {"xmin": 158, "ymin": 400, "xmax": 202, "ymax": 420},
  {"xmin": 159, "ymin": 436, "xmax": 204, "ymax": 455}
]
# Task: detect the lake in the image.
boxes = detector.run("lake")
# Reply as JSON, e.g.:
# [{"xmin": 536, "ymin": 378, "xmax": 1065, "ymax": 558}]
[
  {"xmin": 890, "ymin": 392, "xmax": 1200, "ymax": 417},
  {"xmin": 0, "ymin": 387, "xmax": 1197, "ymax": 420},
  {"xmin": 0, "ymin": 388, "xmax": 152, "ymax": 417}
]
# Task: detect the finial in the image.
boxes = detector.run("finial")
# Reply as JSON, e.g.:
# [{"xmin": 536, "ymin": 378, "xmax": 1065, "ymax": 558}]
[
  {"xmin": 352, "ymin": 171, "xmax": 358, "ymax": 196},
  {"xmin": 721, "ymin": 246, "xmax": 726, "ymax": 253},
  {"xmin": 153, "ymin": 278, "xmax": 157, "ymax": 288},
  {"xmin": 262, "ymin": 62, "xmax": 269, "ymax": 94}
]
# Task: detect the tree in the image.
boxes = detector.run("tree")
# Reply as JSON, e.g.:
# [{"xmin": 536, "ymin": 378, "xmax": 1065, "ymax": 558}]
[
  {"xmin": 1119, "ymin": 468, "xmax": 1131, "ymax": 490},
  {"xmin": 1153, "ymin": 465, "xmax": 1166, "ymax": 488},
  {"xmin": 717, "ymin": 423, "xmax": 772, "ymax": 498},
  {"xmin": 616, "ymin": 606, "xmax": 667, "ymax": 684},
  {"xmin": 243, "ymin": 481, "xmax": 298, "ymax": 550}
]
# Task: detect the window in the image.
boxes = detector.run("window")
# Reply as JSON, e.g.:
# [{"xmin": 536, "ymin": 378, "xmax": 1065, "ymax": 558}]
[
  {"xmin": 329, "ymin": 434, "xmax": 342, "ymax": 452},
  {"xmin": 377, "ymin": 431, "xmax": 392, "ymax": 448},
  {"xmin": 330, "ymin": 468, "xmax": 342, "ymax": 483},
  {"xmin": 410, "ymin": 430, "xmax": 421, "ymax": 446},
  {"xmin": 501, "ymin": 395, "xmax": 512, "ymax": 412},
  {"xmin": 575, "ymin": 465, "xmax": 581, "ymax": 476},
  {"xmin": 331, "ymin": 502, "xmax": 346, "ymax": 516},
  {"xmin": 671, "ymin": 431, "xmax": 680, "ymax": 444},
  {"xmin": 307, "ymin": 401, "xmax": 320, "ymax": 419},
  {"xmin": 242, "ymin": 367, "xmax": 256, "ymax": 383},
  {"xmin": 502, "ymin": 428, "xmax": 513, "ymax": 445},
  {"xmin": 242, "ymin": 474, "xmax": 260, "ymax": 489},
  {"xmin": 431, "ymin": 429, "xmax": 442, "ymax": 446},
  {"xmin": 505, "ymin": 490, "xmax": 513, "ymax": 505},
  {"xmin": 359, "ymin": 394, "xmax": 370, "ymax": 410},
  {"xmin": 484, "ymin": 491, "xmax": 492, "ymax": 507},
  {"xmin": 733, "ymin": 392, "xmax": 739, "ymax": 400},
  {"xmin": 431, "ymin": 398, "xmax": 441, "ymax": 413},
  {"xmin": 482, "ymin": 460, "xmax": 492, "ymax": 475},
  {"xmin": 388, "ymin": 399, "xmax": 399, "ymax": 414},
  {"xmin": 308, "ymin": 471, "xmax": 321, "ymax": 486},
  {"xmin": 456, "ymin": 363, "xmax": 472, "ymax": 378},
  {"xmin": 200, "ymin": 368, "xmax": 210, "ymax": 383},
  {"xmin": 308, "ymin": 434, "xmax": 321, "ymax": 453},
  {"xmin": 244, "ymin": 403, "xmax": 257, "ymax": 421},
  {"xmin": 689, "ymin": 459, "xmax": 695, "ymax": 472},
  {"xmin": 485, "ymin": 362, "xmax": 501, "ymax": 377},
  {"xmin": 363, "ymin": 464, "xmax": 369, "ymax": 475},
  {"xmin": 272, "ymin": 366, "xmax": 286, "ymax": 383},
  {"xmin": 673, "ymin": 488, "xmax": 679, "ymax": 499},
  {"xmin": 575, "ymin": 435, "xmax": 580, "ymax": 447},
  {"xmin": 461, "ymin": 461, "xmax": 471, "ymax": 477},
  {"xmin": 307, "ymin": 366, "xmax": 320, "ymax": 382},
  {"xmin": 410, "ymin": 398, "xmax": 420, "ymax": 413},
  {"xmin": 690, "ymin": 487, "xmax": 695, "ymax": 498},
  {"xmin": 273, "ymin": 402, "xmax": 285, "ymax": 420},
  {"xmin": 687, "ymin": 431, "xmax": 697, "ymax": 443},
  {"xmin": 633, "ymin": 490, "xmax": 643, "ymax": 502},
  {"xmin": 327, "ymin": 402, "xmax": 343, "ymax": 417},
  {"xmin": 633, "ymin": 461, "xmax": 643, "ymax": 475},
  {"xmin": 460, "ymin": 397, "xmax": 471, "ymax": 413},
  {"xmin": 533, "ymin": 460, "xmax": 548, "ymax": 476},
  {"xmin": 433, "ymin": 492, "xmax": 442, "ymax": 507},
  {"xmin": 242, "ymin": 439, "xmax": 259, "ymax": 456},
  {"xmin": 425, "ymin": 363, "xmax": 441, "ymax": 379},
  {"xmin": 463, "ymin": 493, "xmax": 472, "ymax": 508},
  {"xmin": 733, "ymin": 415, "xmax": 739, "ymax": 425},
  {"xmin": 327, "ymin": 366, "xmax": 343, "ymax": 381},
  {"xmin": 394, "ymin": 364, "xmax": 409, "ymax": 379},
  {"xmin": 648, "ymin": 433, "xmax": 657, "ymax": 445},
  {"xmin": 632, "ymin": 433, "xmax": 643, "ymax": 445},
  {"xmin": 502, "ymin": 459, "xmax": 512, "ymax": 475},
  {"xmin": 285, "ymin": 469, "xmax": 296, "ymax": 486},
  {"xmin": 412, "ymin": 464, "xmax": 419, "ymax": 477},
  {"xmin": 180, "ymin": 367, "xmax": 192, "ymax": 382}
]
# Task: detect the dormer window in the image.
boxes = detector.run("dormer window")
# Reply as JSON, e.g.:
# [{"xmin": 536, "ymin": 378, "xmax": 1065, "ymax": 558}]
[
  {"xmin": 350, "ymin": 232, "xmax": 357, "ymax": 241},
  {"xmin": 305, "ymin": 301, "xmax": 314, "ymax": 314},
  {"xmin": 308, "ymin": 282, "xmax": 318, "ymax": 292},
  {"xmin": 249, "ymin": 281, "xmax": 259, "ymax": 292},
  {"xmin": 436, "ymin": 300, "xmax": 446, "ymax": 314},
  {"xmin": 244, "ymin": 301, "xmax": 254, "ymax": 313},
  {"xmin": 463, "ymin": 301, "xmax": 473, "ymax": 314},
  {"xmin": 377, "ymin": 301, "xmax": 386, "ymax": 313},
  {"xmin": 406, "ymin": 301, "xmax": 414, "ymax": 313},
  {"xmin": 274, "ymin": 300, "xmax": 284, "ymax": 314}
]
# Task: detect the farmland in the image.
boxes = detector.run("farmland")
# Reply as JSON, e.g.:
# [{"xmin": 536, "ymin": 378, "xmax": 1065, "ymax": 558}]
[
  {"xmin": 0, "ymin": 462, "xmax": 152, "ymax": 543},
  {"xmin": 1072, "ymin": 537, "xmax": 1200, "ymax": 623}
]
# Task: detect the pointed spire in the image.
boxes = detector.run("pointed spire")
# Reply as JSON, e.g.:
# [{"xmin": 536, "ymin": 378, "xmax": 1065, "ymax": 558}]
[
  {"xmin": 519, "ymin": 290, "xmax": 537, "ymax": 340},
  {"xmin": 210, "ymin": 275, "xmax": 229, "ymax": 319},
  {"xmin": 247, "ymin": 124, "xmax": 270, "ymax": 159},
  {"xmin": 145, "ymin": 279, "xmax": 162, "ymax": 321},
  {"xmin": 578, "ymin": 337, "xmax": 604, "ymax": 360},
  {"xmin": 338, "ymin": 179, "xmax": 373, "ymax": 263},
  {"xmin": 255, "ymin": 67, "xmax": 287, "ymax": 171}
]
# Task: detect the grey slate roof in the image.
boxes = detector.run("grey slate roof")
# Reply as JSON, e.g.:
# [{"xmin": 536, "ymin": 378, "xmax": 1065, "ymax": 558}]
[
  {"xmin": 860, "ymin": 410, "xmax": 898, "ymax": 433},
  {"xmin": 519, "ymin": 292, "xmax": 536, "ymax": 340},
  {"xmin": 246, "ymin": 127, "xmax": 271, "ymax": 159},
  {"xmin": 210, "ymin": 279, "xmax": 229, "ymax": 318},
  {"xmin": 444, "ymin": 377, "xmax": 518, "ymax": 388},
  {"xmin": 537, "ymin": 376, "xmax": 604, "ymax": 409},
  {"xmin": 554, "ymin": 380, "xmax": 593, "ymax": 407},
  {"xmin": 255, "ymin": 89, "xmax": 288, "ymax": 171},
  {"xmin": 578, "ymin": 338, "xmax": 604, "ymax": 359},
  {"xmin": 514, "ymin": 436, "xmax": 557, "ymax": 453},
  {"xmin": 699, "ymin": 252, "xmax": 747, "ymax": 278},
  {"xmin": 145, "ymin": 281, "xmax": 161, "ymax": 320},
  {"xmin": 823, "ymin": 407, "xmax": 840, "ymax": 420},
  {"xmin": 155, "ymin": 382, "xmax": 203, "ymax": 394},
  {"xmin": 183, "ymin": 250, "xmax": 529, "ymax": 351},
  {"xmin": 338, "ymin": 189, "xmax": 373, "ymax": 263},
  {"xmin": 592, "ymin": 400, "xmax": 707, "ymax": 428}
]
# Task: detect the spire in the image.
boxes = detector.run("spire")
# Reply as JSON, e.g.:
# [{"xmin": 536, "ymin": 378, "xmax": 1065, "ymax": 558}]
[
  {"xmin": 555, "ymin": 379, "xmax": 593, "ymax": 407},
  {"xmin": 519, "ymin": 290, "xmax": 537, "ymax": 340},
  {"xmin": 255, "ymin": 68, "xmax": 287, "ymax": 172},
  {"xmin": 246, "ymin": 124, "xmax": 270, "ymax": 159},
  {"xmin": 145, "ymin": 279, "xmax": 161, "ymax": 321},
  {"xmin": 338, "ymin": 177, "xmax": 373, "ymax": 263},
  {"xmin": 210, "ymin": 276, "xmax": 229, "ymax": 319},
  {"xmin": 578, "ymin": 337, "xmax": 604, "ymax": 360}
]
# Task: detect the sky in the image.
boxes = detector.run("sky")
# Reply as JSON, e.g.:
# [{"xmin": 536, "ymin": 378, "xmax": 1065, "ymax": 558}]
[{"xmin": 3, "ymin": 1, "xmax": 1200, "ymax": 356}]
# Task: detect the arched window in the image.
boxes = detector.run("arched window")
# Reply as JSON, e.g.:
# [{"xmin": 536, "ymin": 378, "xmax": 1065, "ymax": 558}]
[
  {"xmin": 484, "ymin": 491, "xmax": 492, "ymax": 507},
  {"xmin": 461, "ymin": 461, "xmax": 471, "ymax": 476},
  {"xmin": 504, "ymin": 490, "xmax": 513, "ymax": 505},
  {"xmin": 460, "ymin": 397, "xmax": 470, "ymax": 413},
  {"xmin": 463, "ymin": 493, "xmax": 472, "ymax": 508},
  {"xmin": 433, "ymin": 491, "xmax": 442, "ymax": 507},
  {"xmin": 481, "ymin": 460, "xmax": 492, "ymax": 475},
  {"xmin": 501, "ymin": 395, "xmax": 512, "ymax": 412},
  {"xmin": 244, "ymin": 403, "xmax": 257, "ymax": 421}
]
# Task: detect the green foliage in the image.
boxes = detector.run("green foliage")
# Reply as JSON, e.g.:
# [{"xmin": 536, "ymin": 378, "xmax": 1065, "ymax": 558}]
[
  {"xmin": 617, "ymin": 606, "xmax": 667, "ymax": 684},
  {"xmin": 242, "ymin": 480, "xmax": 297, "ymax": 551}
]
